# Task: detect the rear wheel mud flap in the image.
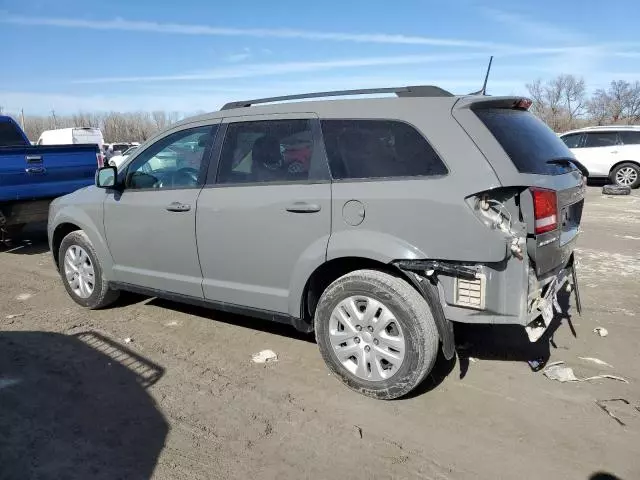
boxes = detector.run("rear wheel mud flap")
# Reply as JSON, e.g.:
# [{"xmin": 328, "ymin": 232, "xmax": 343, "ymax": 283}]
[{"xmin": 398, "ymin": 267, "xmax": 456, "ymax": 361}]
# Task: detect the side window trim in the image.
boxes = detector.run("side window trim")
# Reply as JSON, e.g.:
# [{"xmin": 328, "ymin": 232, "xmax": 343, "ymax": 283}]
[
  {"xmin": 318, "ymin": 118, "xmax": 449, "ymax": 181},
  {"xmin": 122, "ymin": 124, "xmax": 217, "ymax": 192},
  {"xmin": 209, "ymin": 117, "xmax": 329, "ymax": 187}
]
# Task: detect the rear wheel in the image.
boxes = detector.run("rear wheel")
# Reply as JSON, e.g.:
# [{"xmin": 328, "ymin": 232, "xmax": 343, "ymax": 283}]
[
  {"xmin": 611, "ymin": 162, "xmax": 640, "ymax": 189},
  {"xmin": 314, "ymin": 269, "xmax": 439, "ymax": 400},
  {"xmin": 59, "ymin": 230, "xmax": 119, "ymax": 309}
]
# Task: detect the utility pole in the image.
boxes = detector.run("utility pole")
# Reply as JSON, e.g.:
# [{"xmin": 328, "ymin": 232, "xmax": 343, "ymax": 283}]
[
  {"xmin": 51, "ymin": 109, "xmax": 57, "ymax": 129},
  {"xmin": 20, "ymin": 109, "xmax": 25, "ymax": 130}
]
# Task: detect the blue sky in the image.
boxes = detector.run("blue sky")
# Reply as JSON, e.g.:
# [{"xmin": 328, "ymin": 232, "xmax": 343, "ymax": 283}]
[{"xmin": 1, "ymin": 0, "xmax": 639, "ymax": 115}]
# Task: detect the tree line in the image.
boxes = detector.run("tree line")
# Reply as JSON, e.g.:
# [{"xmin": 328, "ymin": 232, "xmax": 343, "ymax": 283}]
[
  {"xmin": 0, "ymin": 110, "xmax": 184, "ymax": 143},
  {"xmin": 2, "ymin": 76, "xmax": 640, "ymax": 142},
  {"xmin": 527, "ymin": 76, "xmax": 640, "ymax": 132}
]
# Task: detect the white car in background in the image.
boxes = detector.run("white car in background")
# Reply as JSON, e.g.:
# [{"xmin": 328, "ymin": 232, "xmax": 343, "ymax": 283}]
[
  {"xmin": 559, "ymin": 126, "xmax": 640, "ymax": 188},
  {"xmin": 108, "ymin": 146, "xmax": 139, "ymax": 168}
]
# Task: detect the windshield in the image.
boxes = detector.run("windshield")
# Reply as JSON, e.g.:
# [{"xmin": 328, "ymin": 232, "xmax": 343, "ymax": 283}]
[{"xmin": 475, "ymin": 108, "xmax": 577, "ymax": 175}]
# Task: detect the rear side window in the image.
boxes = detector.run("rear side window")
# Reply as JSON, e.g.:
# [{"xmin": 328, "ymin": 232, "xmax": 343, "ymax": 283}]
[
  {"xmin": 561, "ymin": 133, "xmax": 584, "ymax": 149},
  {"xmin": 320, "ymin": 119, "xmax": 447, "ymax": 180},
  {"xmin": 584, "ymin": 132, "xmax": 619, "ymax": 147},
  {"xmin": 620, "ymin": 131, "xmax": 640, "ymax": 145},
  {"xmin": 474, "ymin": 108, "xmax": 576, "ymax": 175},
  {"xmin": 0, "ymin": 120, "xmax": 28, "ymax": 147}
]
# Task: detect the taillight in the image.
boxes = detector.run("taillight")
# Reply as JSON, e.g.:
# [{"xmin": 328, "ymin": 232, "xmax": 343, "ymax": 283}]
[
  {"xmin": 97, "ymin": 152, "xmax": 104, "ymax": 168},
  {"xmin": 532, "ymin": 188, "xmax": 558, "ymax": 234},
  {"xmin": 514, "ymin": 98, "xmax": 533, "ymax": 110}
]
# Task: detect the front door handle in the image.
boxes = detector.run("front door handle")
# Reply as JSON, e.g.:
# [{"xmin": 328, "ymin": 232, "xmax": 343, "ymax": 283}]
[
  {"xmin": 610, "ymin": 150, "xmax": 619, "ymax": 154},
  {"xmin": 166, "ymin": 202, "xmax": 191, "ymax": 212},
  {"xmin": 25, "ymin": 167, "xmax": 46, "ymax": 174},
  {"xmin": 285, "ymin": 202, "xmax": 321, "ymax": 213}
]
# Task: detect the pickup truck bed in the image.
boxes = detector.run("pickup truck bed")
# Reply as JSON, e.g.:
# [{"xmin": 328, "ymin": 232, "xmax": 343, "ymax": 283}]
[
  {"xmin": 0, "ymin": 116, "xmax": 100, "ymax": 235},
  {"xmin": 0, "ymin": 144, "xmax": 98, "ymax": 203}
]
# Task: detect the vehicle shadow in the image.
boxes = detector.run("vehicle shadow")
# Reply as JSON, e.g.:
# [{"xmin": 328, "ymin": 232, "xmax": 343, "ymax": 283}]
[
  {"xmin": 0, "ymin": 330, "xmax": 167, "ymax": 480},
  {"xmin": 0, "ymin": 222, "xmax": 50, "ymax": 255},
  {"xmin": 453, "ymin": 290, "xmax": 576, "ymax": 380},
  {"xmin": 148, "ymin": 297, "xmax": 317, "ymax": 344}
]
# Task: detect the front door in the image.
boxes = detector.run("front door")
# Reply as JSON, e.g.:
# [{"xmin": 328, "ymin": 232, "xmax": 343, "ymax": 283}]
[
  {"xmin": 103, "ymin": 122, "xmax": 219, "ymax": 297},
  {"xmin": 196, "ymin": 117, "xmax": 331, "ymax": 314}
]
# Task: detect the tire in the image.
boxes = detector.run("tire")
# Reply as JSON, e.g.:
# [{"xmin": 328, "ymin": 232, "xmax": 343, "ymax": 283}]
[
  {"xmin": 602, "ymin": 184, "xmax": 631, "ymax": 196},
  {"xmin": 58, "ymin": 230, "xmax": 119, "ymax": 309},
  {"xmin": 610, "ymin": 162, "xmax": 640, "ymax": 189},
  {"xmin": 314, "ymin": 269, "xmax": 439, "ymax": 400}
]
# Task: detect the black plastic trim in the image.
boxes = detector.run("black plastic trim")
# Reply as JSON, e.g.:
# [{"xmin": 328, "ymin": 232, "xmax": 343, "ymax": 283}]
[{"xmin": 109, "ymin": 282, "xmax": 313, "ymax": 332}]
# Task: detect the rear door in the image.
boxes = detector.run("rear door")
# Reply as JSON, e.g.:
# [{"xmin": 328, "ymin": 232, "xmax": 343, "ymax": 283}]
[
  {"xmin": 196, "ymin": 115, "xmax": 331, "ymax": 315},
  {"xmin": 581, "ymin": 131, "xmax": 621, "ymax": 176},
  {"xmin": 453, "ymin": 98, "xmax": 585, "ymax": 275}
]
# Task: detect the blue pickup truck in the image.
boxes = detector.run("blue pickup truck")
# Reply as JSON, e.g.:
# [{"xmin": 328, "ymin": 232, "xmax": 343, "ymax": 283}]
[{"xmin": 0, "ymin": 115, "xmax": 101, "ymax": 240}]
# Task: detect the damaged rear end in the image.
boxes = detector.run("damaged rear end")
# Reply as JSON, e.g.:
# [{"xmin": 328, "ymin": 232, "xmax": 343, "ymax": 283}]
[{"xmin": 446, "ymin": 95, "xmax": 585, "ymax": 341}]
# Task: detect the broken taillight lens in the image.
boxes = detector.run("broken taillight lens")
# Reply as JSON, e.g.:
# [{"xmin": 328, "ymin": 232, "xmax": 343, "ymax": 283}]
[{"xmin": 532, "ymin": 188, "xmax": 558, "ymax": 234}]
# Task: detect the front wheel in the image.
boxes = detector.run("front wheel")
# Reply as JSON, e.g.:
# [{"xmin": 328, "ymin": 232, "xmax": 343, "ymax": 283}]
[
  {"xmin": 611, "ymin": 162, "xmax": 640, "ymax": 189},
  {"xmin": 314, "ymin": 269, "xmax": 439, "ymax": 400},
  {"xmin": 59, "ymin": 230, "xmax": 119, "ymax": 309}
]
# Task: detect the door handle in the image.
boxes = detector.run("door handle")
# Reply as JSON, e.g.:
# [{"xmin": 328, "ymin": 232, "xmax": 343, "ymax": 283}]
[
  {"xmin": 25, "ymin": 155, "xmax": 43, "ymax": 163},
  {"xmin": 285, "ymin": 202, "xmax": 321, "ymax": 213},
  {"xmin": 166, "ymin": 202, "xmax": 191, "ymax": 212},
  {"xmin": 25, "ymin": 167, "xmax": 46, "ymax": 174},
  {"xmin": 610, "ymin": 150, "xmax": 619, "ymax": 154}
]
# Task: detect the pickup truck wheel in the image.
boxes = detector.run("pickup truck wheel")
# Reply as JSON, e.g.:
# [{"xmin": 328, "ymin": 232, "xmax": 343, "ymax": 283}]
[
  {"xmin": 314, "ymin": 269, "xmax": 439, "ymax": 400},
  {"xmin": 611, "ymin": 162, "xmax": 640, "ymax": 189},
  {"xmin": 59, "ymin": 231, "xmax": 119, "ymax": 309}
]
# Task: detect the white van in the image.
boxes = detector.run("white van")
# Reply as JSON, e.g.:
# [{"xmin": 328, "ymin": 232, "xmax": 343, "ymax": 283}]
[{"xmin": 37, "ymin": 127, "xmax": 104, "ymax": 149}]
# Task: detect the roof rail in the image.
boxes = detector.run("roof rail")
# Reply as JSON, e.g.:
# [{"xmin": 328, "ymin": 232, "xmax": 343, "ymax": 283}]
[{"xmin": 220, "ymin": 85, "xmax": 454, "ymax": 110}]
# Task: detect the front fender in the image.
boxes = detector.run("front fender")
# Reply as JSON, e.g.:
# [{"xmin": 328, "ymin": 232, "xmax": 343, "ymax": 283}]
[{"xmin": 50, "ymin": 205, "xmax": 115, "ymax": 280}]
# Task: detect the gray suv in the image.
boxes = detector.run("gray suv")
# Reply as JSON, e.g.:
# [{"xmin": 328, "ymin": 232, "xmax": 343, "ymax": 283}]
[{"xmin": 48, "ymin": 86, "xmax": 585, "ymax": 399}]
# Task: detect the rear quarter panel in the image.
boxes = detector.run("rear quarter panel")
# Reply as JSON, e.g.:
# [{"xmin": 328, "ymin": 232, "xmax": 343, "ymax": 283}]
[{"xmin": 322, "ymin": 98, "xmax": 508, "ymax": 263}]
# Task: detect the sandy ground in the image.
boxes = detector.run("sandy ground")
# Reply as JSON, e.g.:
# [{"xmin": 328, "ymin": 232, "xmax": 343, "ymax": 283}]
[{"xmin": 1, "ymin": 186, "xmax": 639, "ymax": 480}]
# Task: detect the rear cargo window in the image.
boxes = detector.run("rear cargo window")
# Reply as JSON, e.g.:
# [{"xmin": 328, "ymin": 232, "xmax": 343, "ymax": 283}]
[
  {"xmin": 321, "ymin": 119, "xmax": 447, "ymax": 180},
  {"xmin": 0, "ymin": 121, "xmax": 28, "ymax": 147},
  {"xmin": 475, "ymin": 108, "xmax": 577, "ymax": 175}
]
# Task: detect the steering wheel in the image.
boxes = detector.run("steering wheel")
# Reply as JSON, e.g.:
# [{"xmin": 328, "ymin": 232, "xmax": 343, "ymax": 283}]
[{"xmin": 171, "ymin": 167, "xmax": 200, "ymax": 187}]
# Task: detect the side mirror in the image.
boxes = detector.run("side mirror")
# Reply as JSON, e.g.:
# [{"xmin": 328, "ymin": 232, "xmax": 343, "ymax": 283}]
[{"xmin": 95, "ymin": 166, "xmax": 118, "ymax": 188}]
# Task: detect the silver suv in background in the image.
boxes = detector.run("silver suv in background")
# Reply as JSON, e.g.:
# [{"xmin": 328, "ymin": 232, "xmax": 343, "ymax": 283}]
[
  {"xmin": 48, "ymin": 86, "xmax": 585, "ymax": 399},
  {"xmin": 559, "ymin": 125, "xmax": 640, "ymax": 188}
]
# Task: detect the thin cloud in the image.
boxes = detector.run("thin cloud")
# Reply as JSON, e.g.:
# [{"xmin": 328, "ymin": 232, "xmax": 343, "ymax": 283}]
[
  {"xmin": 0, "ymin": 13, "xmax": 507, "ymax": 48},
  {"xmin": 71, "ymin": 47, "xmax": 605, "ymax": 85},
  {"xmin": 73, "ymin": 53, "xmax": 495, "ymax": 84}
]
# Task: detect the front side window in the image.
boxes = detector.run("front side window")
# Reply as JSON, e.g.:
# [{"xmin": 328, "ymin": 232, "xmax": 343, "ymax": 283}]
[
  {"xmin": 320, "ymin": 119, "xmax": 447, "ymax": 180},
  {"xmin": 561, "ymin": 133, "xmax": 584, "ymax": 149},
  {"xmin": 584, "ymin": 132, "xmax": 620, "ymax": 148},
  {"xmin": 217, "ymin": 119, "xmax": 314, "ymax": 184},
  {"xmin": 620, "ymin": 131, "xmax": 640, "ymax": 145},
  {"xmin": 125, "ymin": 125, "xmax": 215, "ymax": 190}
]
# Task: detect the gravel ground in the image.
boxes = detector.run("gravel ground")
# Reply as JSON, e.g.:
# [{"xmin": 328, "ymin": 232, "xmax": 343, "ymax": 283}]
[{"xmin": 1, "ymin": 186, "xmax": 639, "ymax": 480}]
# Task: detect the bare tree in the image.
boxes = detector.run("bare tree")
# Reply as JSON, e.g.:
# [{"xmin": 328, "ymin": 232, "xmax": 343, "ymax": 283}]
[{"xmin": 526, "ymin": 74, "xmax": 586, "ymax": 131}]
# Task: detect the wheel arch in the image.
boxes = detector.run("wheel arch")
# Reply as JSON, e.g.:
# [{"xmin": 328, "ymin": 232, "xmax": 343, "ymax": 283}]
[
  {"xmin": 50, "ymin": 208, "xmax": 114, "ymax": 278},
  {"xmin": 609, "ymin": 159, "xmax": 640, "ymax": 175}
]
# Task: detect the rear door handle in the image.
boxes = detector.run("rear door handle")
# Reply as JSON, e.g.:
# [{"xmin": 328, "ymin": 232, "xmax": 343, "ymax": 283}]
[
  {"xmin": 610, "ymin": 150, "xmax": 619, "ymax": 154},
  {"xmin": 25, "ymin": 167, "xmax": 46, "ymax": 174},
  {"xmin": 166, "ymin": 202, "xmax": 191, "ymax": 212},
  {"xmin": 26, "ymin": 155, "xmax": 43, "ymax": 163},
  {"xmin": 285, "ymin": 202, "xmax": 321, "ymax": 213}
]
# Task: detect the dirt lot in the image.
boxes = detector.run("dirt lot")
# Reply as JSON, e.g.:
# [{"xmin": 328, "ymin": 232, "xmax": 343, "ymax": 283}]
[{"xmin": 1, "ymin": 186, "xmax": 639, "ymax": 480}]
